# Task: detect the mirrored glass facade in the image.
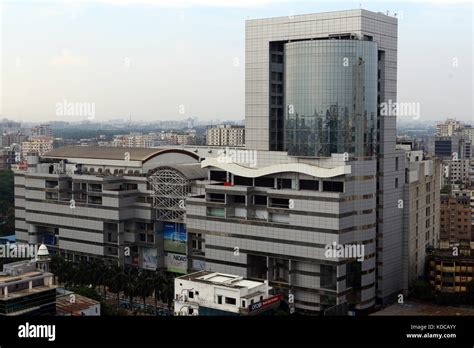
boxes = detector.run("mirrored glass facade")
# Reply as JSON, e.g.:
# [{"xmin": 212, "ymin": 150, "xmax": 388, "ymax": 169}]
[{"xmin": 284, "ymin": 40, "xmax": 378, "ymax": 157}]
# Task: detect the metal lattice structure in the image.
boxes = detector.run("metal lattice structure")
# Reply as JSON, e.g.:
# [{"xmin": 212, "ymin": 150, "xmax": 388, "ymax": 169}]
[{"xmin": 148, "ymin": 167, "xmax": 191, "ymax": 222}]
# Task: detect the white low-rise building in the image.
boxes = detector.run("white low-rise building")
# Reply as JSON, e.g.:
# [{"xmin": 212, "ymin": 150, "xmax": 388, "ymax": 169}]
[{"xmin": 174, "ymin": 271, "xmax": 281, "ymax": 316}]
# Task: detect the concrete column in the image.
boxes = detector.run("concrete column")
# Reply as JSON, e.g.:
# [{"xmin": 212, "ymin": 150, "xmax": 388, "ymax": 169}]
[
  {"xmin": 289, "ymin": 259, "xmax": 293, "ymax": 286},
  {"xmin": 266, "ymin": 256, "xmax": 270, "ymax": 282},
  {"xmin": 319, "ymin": 179, "xmax": 323, "ymax": 192},
  {"xmin": 4, "ymin": 286, "xmax": 8, "ymax": 299},
  {"xmin": 29, "ymin": 281, "xmax": 32, "ymax": 291}
]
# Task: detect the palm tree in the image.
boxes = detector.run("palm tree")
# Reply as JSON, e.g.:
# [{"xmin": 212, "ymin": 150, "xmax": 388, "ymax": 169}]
[
  {"xmin": 152, "ymin": 272, "xmax": 165, "ymax": 313},
  {"xmin": 160, "ymin": 273, "xmax": 175, "ymax": 311},
  {"xmin": 106, "ymin": 265, "xmax": 125, "ymax": 307},
  {"xmin": 90, "ymin": 259, "xmax": 107, "ymax": 297},
  {"xmin": 137, "ymin": 271, "xmax": 154, "ymax": 314},
  {"xmin": 123, "ymin": 270, "xmax": 139, "ymax": 314}
]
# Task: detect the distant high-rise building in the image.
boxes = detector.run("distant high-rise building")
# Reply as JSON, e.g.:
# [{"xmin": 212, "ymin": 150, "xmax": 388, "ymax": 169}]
[
  {"xmin": 206, "ymin": 125, "xmax": 245, "ymax": 147},
  {"xmin": 21, "ymin": 137, "xmax": 53, "ymax": 158},
  {"xmin": 30, "ymin": 124, "xmax": 53, "ymax": 138},
  {"xmin": 0, "ymin": 118, "xmax": 21, "ymax": 134},
  {"xmin": 435, "ymin": 135, "xmax": 471, "ymax": 160},
  {"xmin": 436, "ymin": 119, "xmax": 461, "ymax": 137}
]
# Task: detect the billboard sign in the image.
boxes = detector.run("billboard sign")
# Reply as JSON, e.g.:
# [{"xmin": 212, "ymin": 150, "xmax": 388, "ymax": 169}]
[
  {"xmin": 163, "ymin": 223, "xmax": 186, "ymax": 254},
  {"xmin": 164, "ymin": 252, "xmax": 187, "ymax": 274},
  {"xmin": 142, "ymin": 247, "xmax": 157, "ymax": 270}
]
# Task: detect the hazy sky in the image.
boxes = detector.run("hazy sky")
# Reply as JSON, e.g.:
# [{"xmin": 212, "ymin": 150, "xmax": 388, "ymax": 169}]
[{"xmin": 0, "ymin": 0, "xmax": 472, "ymax": 123}]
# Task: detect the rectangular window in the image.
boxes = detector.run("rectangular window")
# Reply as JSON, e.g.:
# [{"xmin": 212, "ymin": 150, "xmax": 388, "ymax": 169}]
[
  {"xmin": 323, "ymin": 181, "xmax": 344, "ymax": 192},
  {"xmin": 255, "ymin": 177, "xmax": 275, "ymax": 188},
  {"xmin": 300, "ymin": 179, "xmax": 319, "ymax": 191},
  {"xmin": 207, "ymin": 207, "xmax": 225, "ymax": 217},
  {"xmin": 254, "ymin": 195, "xmax": 267, "ymax": 206},
  {"xmin": 225, "ymin": 297, "xmax": 236, "ymax": 305},
  {"xmin": 234, "ymin": 175, "xmax": 253, "ymax": 186},
  {"xmin": 320, "ymin": 264, "xmax": 337, "ymax": 290},
  {"xmin": 217, "ymin": 295, "xmax": 222, "ymax": 304}
]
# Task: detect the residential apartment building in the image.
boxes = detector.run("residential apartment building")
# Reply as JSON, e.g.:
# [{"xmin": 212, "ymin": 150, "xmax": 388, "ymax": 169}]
[
  {"xmin": 21, "ymin": 137, "xmax": 53, "ymax": 158},
  {"xmin": 446, "ymin": 159, "xmax": 471, "ymax": 187},
  {"xmin": 112, "ymin": 134, "xmax": 156, "ymax": 148},
  {"xmin": 440, "ymin": 195, "xmax": 472, "ymax": 251},
  {"xmin": 429, "ymin": 251, "xmax": 474, "ymax": 293},
  {"xmin": 462, "ymin": 126, "xmax": 474, "ymax": 144},
  {"xmin": 399, "ymin": 148, "xmax": 441, "ymax": 291},
  {"xmin": 452, "ymin": 189, "xmax": 474, "ymax": 250},
  {"xmin": 206, "ymin": 125, "xmax": 245, "ymax": 147},
  {"xmin": 436, "ymin": 119, "xmax": 461, "ymax": 137}
]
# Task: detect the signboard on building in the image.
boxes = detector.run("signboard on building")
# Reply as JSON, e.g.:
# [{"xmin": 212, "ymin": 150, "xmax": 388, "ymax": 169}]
[
  {"xmin": 248, "ymin": 293, "xmax": 282, "ymax": 313},
  {"xmin": 142, "ymin": 247, "xmax": 157, "ymax": 270},
  {"xmin": 164, "ymin": 252, "xmax": 187, "ymax": 274},
  {"xmin": 163, "ymin": 223, "xmax": 187, "ymax": 254}
]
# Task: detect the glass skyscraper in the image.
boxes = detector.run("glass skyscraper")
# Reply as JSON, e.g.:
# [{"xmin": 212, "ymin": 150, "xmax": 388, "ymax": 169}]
[{"xmin": 284, "ymin": 40, "xmax": 378, "ymax": 157}]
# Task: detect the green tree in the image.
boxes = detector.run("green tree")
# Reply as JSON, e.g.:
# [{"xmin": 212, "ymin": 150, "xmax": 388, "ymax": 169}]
[
  {"xmin": 160, "ymin": 273, "xmax": 175, "ymax": 311},
  {"xmin": 137, "ymin": 271, "xmax": 154, "ymax": 313},
  {"xmin": 67, "ymin": 285, "xmax": 102, "ymax": 302},
  {"xmin": 411, "ymin": 280, "xmax": 434, "ymax": 301},
  {"xmin": 152, "ymin": 272, "xmax": 165, "ymax": 312},
  {"xmin": 106, "ymin": 265, "xmax": 125, "ymax": 307},
  {"xmin": 0, "ymin": 170, "xmax": 14, "ymax": 236},
  {"xmin": 123, "ymin": 270, "xmax": 139, "ymax": 314},
  {"xmin": 466, "ymin": 280, "xmax": 474, "ymax": 305}
]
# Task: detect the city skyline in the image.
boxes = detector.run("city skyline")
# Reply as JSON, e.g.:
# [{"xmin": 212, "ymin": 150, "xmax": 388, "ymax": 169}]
[
  {"xmin": 0, "ymin": 0, "xmax": 472, "ymax": 123},
  {"xmin": 0, "ymin": 4, "xmax": 474, "ymax": 343}
]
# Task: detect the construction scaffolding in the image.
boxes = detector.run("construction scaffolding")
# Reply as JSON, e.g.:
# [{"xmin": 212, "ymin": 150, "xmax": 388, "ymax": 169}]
[{"xmin": 147, "ymin": 167, "xmax": 192, "ymax": 222}]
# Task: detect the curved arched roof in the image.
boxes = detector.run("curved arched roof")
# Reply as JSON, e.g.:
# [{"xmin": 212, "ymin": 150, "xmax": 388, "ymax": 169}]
[
  {"xmin": 44, "ymin": 146, "xmax": 200, "ymax": 162},
  {"xmin": 201, "ymin": 158, "xmax": 351, "ymax": 178},
  {"xmin": 147, "ymin": 163, "xmax": 207, "ymax": 179}
]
